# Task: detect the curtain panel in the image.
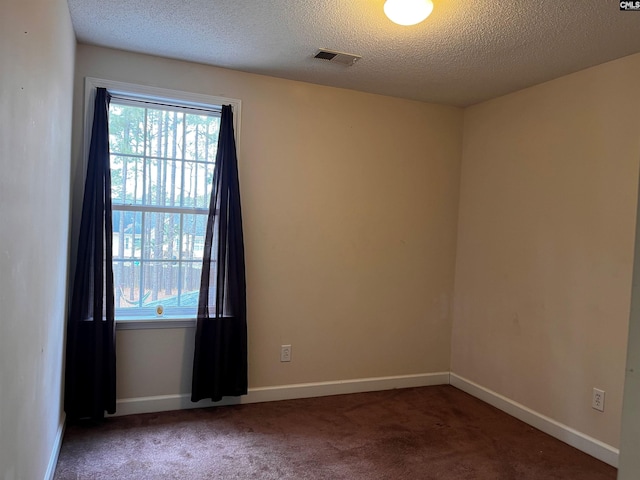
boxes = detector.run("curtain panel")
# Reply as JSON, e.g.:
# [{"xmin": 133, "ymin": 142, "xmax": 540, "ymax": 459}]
[
  {"xmin": 192, "ymin": 105, "xmax": 248, "ymax": 402},
  {"xmin": 64, "ymin": 87, "xmax": 116, "ymax": 420}
]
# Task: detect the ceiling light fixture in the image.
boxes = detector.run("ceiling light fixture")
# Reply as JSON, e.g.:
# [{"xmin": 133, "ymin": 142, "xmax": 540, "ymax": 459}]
[{"xmin": 384, "ymin": 0, "xmax": 434, "ymax": 26}]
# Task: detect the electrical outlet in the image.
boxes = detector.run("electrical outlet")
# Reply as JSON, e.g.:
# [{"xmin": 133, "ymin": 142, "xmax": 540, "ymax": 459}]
[
  {"xmin": 280, "ymin": 345, "xmax": 291, "ymax": 362},
  {"xmin": 592, "ymin": 388, "xmax": 605, "ymax": 412}
]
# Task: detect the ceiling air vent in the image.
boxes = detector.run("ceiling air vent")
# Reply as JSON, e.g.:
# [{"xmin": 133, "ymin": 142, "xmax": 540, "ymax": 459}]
[{"xmin": 313, "ymin": 48, "xmax": 361, "ymax": 66}]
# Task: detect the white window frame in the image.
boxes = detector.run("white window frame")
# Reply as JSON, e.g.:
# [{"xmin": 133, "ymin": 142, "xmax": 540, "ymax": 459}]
[{"xmin": 82, "ymin": 77, "xmax": 242, "ymax": 330}]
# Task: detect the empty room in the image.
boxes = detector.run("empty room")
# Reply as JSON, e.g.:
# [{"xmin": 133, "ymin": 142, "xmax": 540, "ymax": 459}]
[{"xmin": 2, "ymin": 1, "xmax": 640, "ymax": 479}]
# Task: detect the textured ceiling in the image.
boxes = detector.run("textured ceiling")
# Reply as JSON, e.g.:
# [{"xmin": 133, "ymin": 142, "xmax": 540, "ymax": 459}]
[{"xmin": 67, "ymin": 0, "xmax": 640, "ymax": 107}]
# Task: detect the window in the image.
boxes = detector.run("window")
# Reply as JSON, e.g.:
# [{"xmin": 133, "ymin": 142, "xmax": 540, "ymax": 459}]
[
  {"xmin": 109, "ymin": 96, "xmax": 220, "ymax": 320},
  {"xmin": 85, "ymin": 78, "xmax": 241, "ymax": 323}
]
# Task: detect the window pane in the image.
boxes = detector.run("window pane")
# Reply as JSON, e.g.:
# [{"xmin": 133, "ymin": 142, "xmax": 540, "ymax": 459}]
[
  {"xmin": 165, "ymin": 110, "xmax": 185, "ymax": 159},
  {"xmin": 146, "ymin": 109, "xmax": 162, "ymax": 159},
  {"xmin": 141, "ymin": 261, "xmax": 174, "ymax": 306},
  {"xmin": 179, "ymin": 262, "xmax": 202, "ymax": 307},
  {"xmin": 140, "ymin": 212, "xmax": 180, "ymax": 261},
  {"xmin": 110, "ymin": 155, "xmax": 125, "ymax": 202},
  {"xmin": 113, "ymin": 260, "xmax": 142, "ymax": 310},
  {"xmin": 109, "ymin": 104, "xmax": 145, "ymax": 155},
  {"xmin": 184, "ymin": 114, "xmax": 220, "ymax": 161},
  {"xmin": 181, "ymin": 213, "xmax": 208, "ymax": 261},
  {"xmin": 112, "ymin": 211, "xmax": 142, "ymax": 260},
  {"xmin": 165, "ymin": 158, "xmax": 184, "ymax": 206},
  {"xmin": 111, "ymin": 155, "xmax": 145, "ymax": 206},
  {"xmin": 182, "ymin": 161, "xmax": 214, "ymax": 208},
  {"xmin": 144, "ymin": 158, "xmax": 162, "ymax": 206}
]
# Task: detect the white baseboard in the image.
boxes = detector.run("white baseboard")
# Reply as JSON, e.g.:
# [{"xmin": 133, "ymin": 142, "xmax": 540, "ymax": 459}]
[
  {"xmin": 449, "ymin": 373, "xmax": 619, "ymax": 467},
  {"xmin": 111, "ymin": 372, "xmax": 450, "ymax": 417},
  {"xmin": 44, "ymin": 414, "xmax": 66, "ymax": 480}
]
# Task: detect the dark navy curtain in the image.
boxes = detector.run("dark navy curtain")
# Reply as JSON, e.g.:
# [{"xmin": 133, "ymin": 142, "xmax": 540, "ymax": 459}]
[
  {"xmin": 192, "ymin": 105, "xmax": 248, "ymax": 402},
  {"xmin": 64, "ymin": 87, "xmax": 116, "ymax": 420}
]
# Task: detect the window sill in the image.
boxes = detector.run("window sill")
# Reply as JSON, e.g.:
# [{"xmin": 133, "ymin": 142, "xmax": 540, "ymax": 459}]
[{"xmin": 116, "ymin": 317, "xmax": 196, "ymax": 330}]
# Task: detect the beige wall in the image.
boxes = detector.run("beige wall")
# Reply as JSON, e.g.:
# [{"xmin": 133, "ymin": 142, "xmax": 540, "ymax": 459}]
[
  {"xmin": 0, "ymin": 0, "xmax": 75, "ymax": 478},
  {"xmin": 452, "ymin": 53, "xmax": 640, "ymax": 448},
  {"xmin": 72, "ymin": 45, "xmax": 463, "ymax": 399},
  {"xmin": 619, "ymin": 174, "xmax": 640, "ymax": 477}
]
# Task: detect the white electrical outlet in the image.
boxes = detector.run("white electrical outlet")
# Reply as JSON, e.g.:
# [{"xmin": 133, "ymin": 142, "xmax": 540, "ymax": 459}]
[
  {"xmin": 592, "ymin": 388, "xmax": 605, "ymax": 412},
  {"xmin": 280, "ymin": 345, "xmax": 292, "ymax": 362}
]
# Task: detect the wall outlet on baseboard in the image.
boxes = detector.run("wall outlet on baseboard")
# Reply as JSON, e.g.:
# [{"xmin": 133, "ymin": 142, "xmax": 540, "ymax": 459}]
[
  {"xmin": 592, "ymin": 388, "xmax": 605, "ymax": 412},
  {"xmin": 280, "ymin": 345, "xmax": 292, "ymax": 362}
]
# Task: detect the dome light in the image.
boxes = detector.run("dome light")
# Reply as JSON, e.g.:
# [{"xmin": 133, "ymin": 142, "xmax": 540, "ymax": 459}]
[{"xmin": 384, "ymin": 0, "xmax": 434, "ymax": 26}]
